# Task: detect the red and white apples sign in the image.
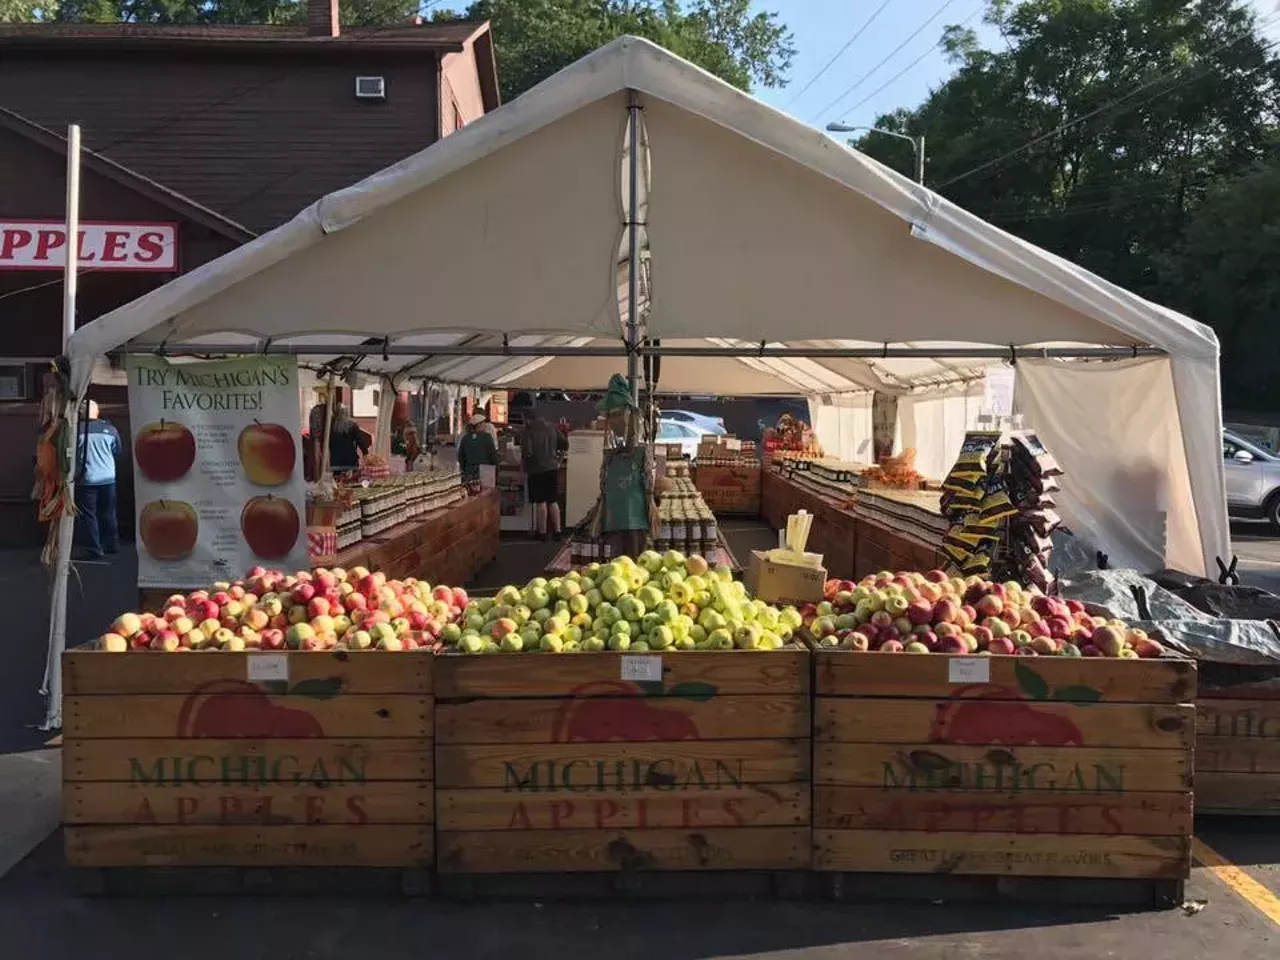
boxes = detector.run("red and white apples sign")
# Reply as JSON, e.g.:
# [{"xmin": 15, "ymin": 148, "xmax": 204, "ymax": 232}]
[{"xmin": 0, "ymin": 220, "xmax": 177, "ymax": 271}]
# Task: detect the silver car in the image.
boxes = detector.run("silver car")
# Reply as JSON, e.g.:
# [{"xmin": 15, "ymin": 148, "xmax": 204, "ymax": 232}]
[{"xmin": 1224, "ymin": 430, "xmax": 1280, "ymax": 529}]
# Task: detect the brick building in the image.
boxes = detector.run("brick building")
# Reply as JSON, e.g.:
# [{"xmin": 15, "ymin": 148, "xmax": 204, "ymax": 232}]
[{"xmin": 0, "ymin": 4, "xmax": 499, "ymax": 542}]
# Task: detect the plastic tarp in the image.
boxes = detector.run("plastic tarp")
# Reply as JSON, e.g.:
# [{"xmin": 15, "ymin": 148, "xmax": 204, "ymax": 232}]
[
  {"xmin": 1062, "ymin": 569, "xmax": 1280, "ymax": 666},
  {"xmin": 61, "ymin": 35, "xmax": 1228, "ymax": 574}
]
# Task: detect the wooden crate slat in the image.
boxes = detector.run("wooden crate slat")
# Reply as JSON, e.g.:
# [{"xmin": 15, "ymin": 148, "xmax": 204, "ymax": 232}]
[
  {"xmin": 437, "ymin": 784, "xmax": 809, "ymax": 831},
  {"xmin": 64, "ymin": 781, "xmax": 433, "ymax": 826},
  {"xmin": 66, "ymin": 824, "xmax": 433, "ymax": 868},
  {"xmin": 816, "ymin": 742, "xmax": 1190, "ymax": 793},
  {"xmin": 438, "ymin": 695, "xmax": 809, "ymax": 744},
  {"xmin": 1194, "ymin": 735, "xmax": 1280, "ymax": 774},
  {"xmin": 814, "ymin": 786, "xmax": 1191, "ymax": 836},
  {"xmin": 814, "ymin": 829, "xmax": 1190, "ymax": 878},
  {"xmin": 64, "ymin": 694, "xmax": 432, "ymax": 740},
  {"xmin": 1194, "ymin": 773, "xmax": 1280, "ymax": 815},
  {"xmin": 438, "ymin": 826, "xmax": 809, "ymax": 874},
  {"xmin": 815, "ymin": 653, "xmax": 1195, "ymax": 703},
  {"xmin": 437, "ymin": 739, "xmax": 809, "ymax": 790},
  {"xmin": 817, "ymin": 699, "xmax": 1193, "ymax": 750},
  {"xmin": 435, "ymin": 649, "xmax": 810, "ymax": 699},
  {"xmin": 63, "ymin": 649, "xmax": 434, "ymax": 696},
  {"xmin": 65, "ymin": 738, "xmax": 432, "ymax": 783},
  {"xmin": 1196, "ymin": 698, "xmax": 1280, "ymax": 737}
]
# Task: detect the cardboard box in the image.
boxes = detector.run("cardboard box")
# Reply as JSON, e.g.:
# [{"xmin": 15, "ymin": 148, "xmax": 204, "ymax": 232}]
[{"xmin": 746, "ymin": 549, "xmax": 827, "ymax": 606}]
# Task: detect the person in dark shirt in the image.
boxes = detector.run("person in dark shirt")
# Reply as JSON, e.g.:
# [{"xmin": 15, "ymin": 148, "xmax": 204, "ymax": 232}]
[
  {"xmin": 75, "ymin": 400, "xmax": 121, "ymax": 561},
  {"xmin": 522, "ymin": 407, "xmax": 565, "ymax": 541},
  {"xmin": 457, "ymin": 414, "xmax": 498, "ymax": 483},
  {"xmin": 328, "ymin": 405, "xmax": 369, "ymax": 476}
]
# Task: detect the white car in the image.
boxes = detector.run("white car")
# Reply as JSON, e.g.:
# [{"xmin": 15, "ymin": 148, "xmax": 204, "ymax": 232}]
[
  {"xmin": 662, "ymin": 409, "xmax": 727, "ymax": 435},
  {"xmin": 656, "ymin": 418, "xmax": 713, "ymax": 459}
]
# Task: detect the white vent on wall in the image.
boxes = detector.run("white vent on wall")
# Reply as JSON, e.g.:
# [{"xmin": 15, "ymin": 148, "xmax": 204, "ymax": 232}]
[{"xmin": 355, "ymin": 76, "xmax": 387, "ymax": 100}]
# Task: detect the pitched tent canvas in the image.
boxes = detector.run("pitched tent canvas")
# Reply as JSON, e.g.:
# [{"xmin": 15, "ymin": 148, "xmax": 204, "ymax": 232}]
[{"xmin": 48, "ymin": 36, "xmax": 1227, "ymax": 728}]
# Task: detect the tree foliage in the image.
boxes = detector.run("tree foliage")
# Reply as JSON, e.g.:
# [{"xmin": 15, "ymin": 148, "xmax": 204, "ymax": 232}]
[
  {"xmin": 463, "ymin": 0, "xmax": 793, "ymax": 102},
  {"xmin": 850, "ymin": 0, "xmax": 1280, "ymax": 408},
  {"xmin": 51, "ymin": 0, "xmax": 417, "ymax": 24}
]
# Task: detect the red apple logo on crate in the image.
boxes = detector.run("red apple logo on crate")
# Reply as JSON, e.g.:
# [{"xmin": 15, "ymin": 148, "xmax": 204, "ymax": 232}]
[
  {"xmin": 550, "ymin": 680, "xmax": 715, "ymax": 742},
  {"xmin": 238, "ymin": 421, "xmax": 296, "ymax": 486},
  {"xmin": 139, "ymin": 499, "xmax": 198, "ymax": 561},
  {"xmin": 241, "ymin": 495, "xmax": 300, "ymax": 560},
  {"xmin": 928, "ymin": 663, "xmax": 1095, "ymax": 747},
  {"xmin": 176, "ymin": 677, "xmax": 344, "ymax": 738},
  {"xmin": 134, "ymin": 419, "xmax": 196, "ymax": 482}
]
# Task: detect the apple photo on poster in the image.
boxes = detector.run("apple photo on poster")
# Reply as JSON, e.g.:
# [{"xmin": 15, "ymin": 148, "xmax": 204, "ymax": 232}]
[
  {"xmin": 133, "ymin": 419, "xmax": 196, "ymax": 483},
  {"xmin": 238, "ymin": 420, "xmax": 296, "ymax": 486},
  {"xmin": 138, "ymin": 499, "xmax": 198, "ymax": 561},
  {"xmin": 241, "ymin": 495, "xmax": 300, "ymax": 560}
]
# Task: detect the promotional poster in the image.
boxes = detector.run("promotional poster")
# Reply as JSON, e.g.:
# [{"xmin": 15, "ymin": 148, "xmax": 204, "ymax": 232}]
[{"xmin": 126, "ymin": 355, "xmax": 307, "ymax": 587}]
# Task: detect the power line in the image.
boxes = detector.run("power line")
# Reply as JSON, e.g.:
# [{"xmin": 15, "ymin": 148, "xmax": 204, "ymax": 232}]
[
  {"xmin": 938, "ymin": 19, "xmax": 1280, "ymax": 188},
  {"xmin": 811, "ymin": 0, "xmax": 960, "ymax": 121},
  {"xmin": 840, "ymin": 6, "xmax": 981, "ymax": 118},
  {"xmin": 782, "ymin": 0, "xmax": 896, "ymax": 110}
]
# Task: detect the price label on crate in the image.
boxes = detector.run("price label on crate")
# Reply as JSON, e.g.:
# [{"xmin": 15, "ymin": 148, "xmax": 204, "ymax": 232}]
[
  {"xmin": 947, "ymin": 656, "xmax": 990, "ymax": 684},
  {"xmin": 247, "ymin": 653, "xmax": 290, "ymax": 684},
  {"xmin": 620, "ymin": 654, "xmax": 663, "ymax": 683}
]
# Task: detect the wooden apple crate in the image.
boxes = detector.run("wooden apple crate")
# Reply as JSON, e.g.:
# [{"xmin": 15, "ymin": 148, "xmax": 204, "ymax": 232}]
[
  {"xmin": 61, "ymin": 647, "xmax": 435, "ymax": 895},
  {"xmin": 694, "ymin": 464, "xmax": 762, "ymax": 517},
  {"xmin": 852, "ymin": 516, "xmax": 946, "ymax": 581},
  {"xmin": 433, "ymin": 648, "xmax": 812, "ymax": 898},
  {"xmin": 1195, "ymin": 662, "xmax": 1280, "ymax": 816},
  {"xmin": 811, "ymin": 651, "xmax": 1196, "ymax": 908}
]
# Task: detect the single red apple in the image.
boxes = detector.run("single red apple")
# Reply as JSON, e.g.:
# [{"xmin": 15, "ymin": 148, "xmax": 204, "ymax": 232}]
[
  {"xmin": 241, "ymin": 495, "xmax": 300, "ymax": 560},
  {"xmin": 134, "ymin": 419, "xmax": 196, "ymax": 483}
]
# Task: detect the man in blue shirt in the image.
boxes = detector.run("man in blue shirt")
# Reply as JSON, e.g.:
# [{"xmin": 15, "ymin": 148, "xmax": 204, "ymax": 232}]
[{"xmin": 75, "ymin": 400, "xmax": 121, "ymax": 560}]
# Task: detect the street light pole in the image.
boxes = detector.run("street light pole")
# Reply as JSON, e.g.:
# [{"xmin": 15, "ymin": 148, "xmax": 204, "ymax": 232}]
[{"xmin": 827, "ymin": 122, "xmax": 925, "ymax": 185}]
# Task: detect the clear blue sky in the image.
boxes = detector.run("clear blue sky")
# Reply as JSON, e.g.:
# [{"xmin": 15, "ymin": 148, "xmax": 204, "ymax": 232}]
[{"xmin": 760, "ymin": 0, "xmax": 1280, "ymax": 133}]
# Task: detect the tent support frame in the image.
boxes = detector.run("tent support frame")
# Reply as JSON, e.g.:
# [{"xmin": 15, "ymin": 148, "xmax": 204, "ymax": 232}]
[
  {"xmin": 625, "ymin": 89, "xmax": 643, "ymax": 402},
  {"xmin": 113, "ymin": 344, "xmax": 1166, "ymax": 360}
]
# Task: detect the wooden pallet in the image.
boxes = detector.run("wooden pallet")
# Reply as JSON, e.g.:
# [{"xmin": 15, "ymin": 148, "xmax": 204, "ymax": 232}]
[
  {"xmin": 811, "ymin": 651, "xmax": 1195, "ymax": 903},
  {"xmin": 1196, "ymin": 663, "xmax": 1280, "ymax": 816},
  {"xmin": 62, "ymin": 647, "xmax": 435, "ymax": 891},
  {"xmin": 434, "ymin": 648, "xmax": 812, "ymax": 882}
]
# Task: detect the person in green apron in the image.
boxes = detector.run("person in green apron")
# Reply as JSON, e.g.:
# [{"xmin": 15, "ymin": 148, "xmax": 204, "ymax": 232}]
[{"xmin": 594, "ymin": 374, "xmax": 656, "ymax": 559}]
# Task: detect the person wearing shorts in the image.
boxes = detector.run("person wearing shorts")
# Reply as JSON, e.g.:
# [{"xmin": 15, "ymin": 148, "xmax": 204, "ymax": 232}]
[{"xmin": 522, "ymin": 407, "xmax": 564, "ymax": 540}]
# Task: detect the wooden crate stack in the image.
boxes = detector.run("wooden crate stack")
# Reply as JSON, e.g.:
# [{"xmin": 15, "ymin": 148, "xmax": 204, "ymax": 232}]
[
  {"xmin": 62, "ymin": 648, "xmax": 435, "ymax": 893},
  {"xmin": 433, "ymin": 650, "xmax": 811, "ymax": 894},
  {"xmin": 811, "ymin": 652, "xmax": 1196, "ymax": 905},
  {"xmin": 1195, "ymin": 664, "xmax": 1280, "ymax": 815}
]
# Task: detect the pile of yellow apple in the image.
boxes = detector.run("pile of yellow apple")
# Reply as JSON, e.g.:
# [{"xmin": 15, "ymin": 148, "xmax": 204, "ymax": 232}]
[
  {"xmin": 808, "ymin": 571, "xmax": 1163, "ymax": 658},
  {"xmin": 450, "ymin": 551, "xmax": 803, "ymax": 654},
  {"xmin": 98, "ymin": 565, "xmax": 467, "ymax": 652}
]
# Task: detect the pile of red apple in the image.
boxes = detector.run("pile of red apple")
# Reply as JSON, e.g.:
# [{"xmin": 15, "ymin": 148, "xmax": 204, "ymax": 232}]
[
  {"xmin": 98, "ymin": 565, "xmax": 468, "ymax": 653},
  {"xmin": 804, "ymin": 571, "xmax": 1163, "ymax": 658}
]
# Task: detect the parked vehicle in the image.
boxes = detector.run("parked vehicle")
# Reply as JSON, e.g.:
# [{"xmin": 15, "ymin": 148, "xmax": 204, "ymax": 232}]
[
  {"xmin": 656, "ymin": 418, "xmax": 713, "ymax": 459},
  {"xmin": 1223, "ymin": 430, "xmax": 1280, "ymax": 529},
  {"xmin": 661, "ymin": 409, "xmax": 727, "ymax": 435}
]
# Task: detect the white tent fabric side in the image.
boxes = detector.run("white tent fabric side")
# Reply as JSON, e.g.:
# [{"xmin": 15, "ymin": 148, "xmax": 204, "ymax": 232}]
[{"xmin": 1016, "ymin": 357, "xmax": 1203, "ymax": 575}]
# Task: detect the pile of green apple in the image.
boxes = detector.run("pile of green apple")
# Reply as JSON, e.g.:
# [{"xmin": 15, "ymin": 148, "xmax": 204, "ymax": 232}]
[{"xmin": 450, "ymin": 551, "xmax": 803, "ymax": 654}]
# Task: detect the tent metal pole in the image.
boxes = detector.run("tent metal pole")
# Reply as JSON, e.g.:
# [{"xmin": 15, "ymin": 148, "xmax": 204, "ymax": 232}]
[
  {"xmin": 114, "ymin": 344, "xmax": 1165, "ymax": 360},
  {"xmin": 625, "ymin": 90, "xmax": 641, "ymax": 402}
]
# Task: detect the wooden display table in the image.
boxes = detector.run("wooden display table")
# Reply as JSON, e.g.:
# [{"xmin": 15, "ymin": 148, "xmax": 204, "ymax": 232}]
[{"xmin": 761, "ymin": 470, "xmax": 945, "ymax": 580}]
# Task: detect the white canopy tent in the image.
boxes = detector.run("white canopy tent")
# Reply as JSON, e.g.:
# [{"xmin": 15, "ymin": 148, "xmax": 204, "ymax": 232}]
[{"xmin": 45, "ymin": 35, "xmax": 1228, "ymax": 727}]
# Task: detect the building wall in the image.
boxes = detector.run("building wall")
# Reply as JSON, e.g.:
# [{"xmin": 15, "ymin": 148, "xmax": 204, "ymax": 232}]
[{"xmin": 0, "ymin": 50, "xmax": 441, "ymax": 233}]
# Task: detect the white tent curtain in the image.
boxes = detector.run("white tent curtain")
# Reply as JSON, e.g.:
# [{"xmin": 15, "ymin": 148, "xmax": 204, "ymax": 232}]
[
  {"xmin": 1015, "ymin": 357, "xmax": 1203, "ymax": 575},
  {"xmin": 896, "ymin": 384, "xmax": 986, "ymax": 482},
  {"xmin": 372, "ymin": 376, "xmax": 398, "ymax": 459},
  {"xmin": 808, "ymin": 393, "xmax": 874, "ymax": 463}
]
